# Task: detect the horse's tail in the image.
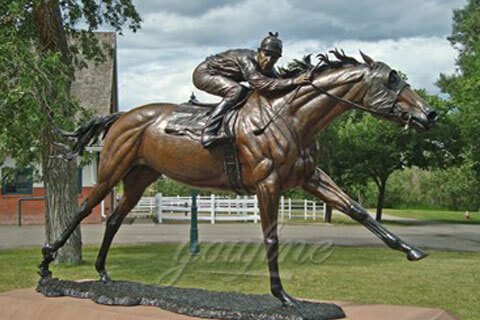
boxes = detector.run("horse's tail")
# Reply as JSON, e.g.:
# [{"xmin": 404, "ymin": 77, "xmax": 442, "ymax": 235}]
[{"xmin": 53, "ymin": 112, "xmax": 125, "ymax": 161}]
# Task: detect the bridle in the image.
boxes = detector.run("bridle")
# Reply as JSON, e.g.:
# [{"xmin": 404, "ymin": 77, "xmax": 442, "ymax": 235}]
[{"xmin": 308, "ymin": 77, "xmax": 409, "ymax": 117}]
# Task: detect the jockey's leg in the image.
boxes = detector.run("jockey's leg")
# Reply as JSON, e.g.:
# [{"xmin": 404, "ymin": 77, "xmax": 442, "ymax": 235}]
[
  {"xmin": 193, "ymin": 63, "xmax": 248, "ymax": 147},
  {"xmin": 201, "ymin": 84, "xmax": 248, "ymax": 147},
  {"xmin": 201, "ymin": 99, "xmax": 235, "ymax": 147}
]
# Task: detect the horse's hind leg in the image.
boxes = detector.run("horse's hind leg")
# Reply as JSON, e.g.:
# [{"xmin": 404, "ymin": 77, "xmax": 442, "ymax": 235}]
[
  {"xmin": 38, "ymin": 162, "xmax": 133, "ymax": 279},
  {"xmin": 302, "ymin": 167, "xmax": 427, "ymax": 261},
  {"xmin": 95, "ymin": 165, "xmax": 160, "ymax": 282},
  {"xmin": 38, "ymin": 181, "xmax": 111, "ymax": 279}
]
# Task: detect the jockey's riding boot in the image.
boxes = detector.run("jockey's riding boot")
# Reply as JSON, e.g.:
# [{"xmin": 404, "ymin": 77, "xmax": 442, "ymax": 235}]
[{"xmin": 201, "ymin": 100, "xmax": 233, "ymax": 148}]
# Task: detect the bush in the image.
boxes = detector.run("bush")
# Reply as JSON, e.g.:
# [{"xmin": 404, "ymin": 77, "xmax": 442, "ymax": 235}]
[{"xmin": 383, "ymin": 165, "xmax": 480, "ymax": 211}]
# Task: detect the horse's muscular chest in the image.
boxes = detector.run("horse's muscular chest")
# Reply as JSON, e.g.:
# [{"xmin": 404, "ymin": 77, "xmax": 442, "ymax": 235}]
[
  {"xmin": 277, "ymin": 146, "xmax": 316, "ymax": 189},
  {"xmin": 238, "ymin": 133, "xmax": 316, "ymax": 190},
  {"xmin": 235, "ymin": 97, "xmax": 317, "ymax": 191}
]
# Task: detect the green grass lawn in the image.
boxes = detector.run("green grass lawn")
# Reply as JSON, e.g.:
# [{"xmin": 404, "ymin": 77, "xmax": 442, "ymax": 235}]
[
  {"xmin": 283, "ymin": 208, "xmax": 480, "ymax": 226},
  {"xmin": 382, "ymin": 208, "xmax": 480, "ymax": 224},
  {"xmin": 0, "ymin": 243, "xmax": 478, "ymax": 319}
]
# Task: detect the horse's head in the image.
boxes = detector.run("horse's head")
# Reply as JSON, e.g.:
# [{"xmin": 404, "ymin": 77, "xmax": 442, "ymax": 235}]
[{"xmin": 359, "ymin": 51, "xmax": 438, "ymax": 130}]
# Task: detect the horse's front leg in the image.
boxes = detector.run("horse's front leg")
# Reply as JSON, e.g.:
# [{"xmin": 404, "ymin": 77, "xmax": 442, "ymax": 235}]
[
  {"xmin": 256, "ymin": 176, "xmax": 299, "ymax": 307},
  {"xmin": 302, "ymin": 167, "xmax": 427, "ymax": 261}
]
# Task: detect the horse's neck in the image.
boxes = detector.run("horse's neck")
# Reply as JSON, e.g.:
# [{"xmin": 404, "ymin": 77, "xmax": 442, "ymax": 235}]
[
  {"xmin": 239, "ymin": 92, "xmax": 285, "ymax": 132},
  {"xmin": 237, "ymin": 66, "xmax": 366, "ymax": 146},
  {"xmin": 287, "ymin": 67, "xmax": 367, "ymax": 144}
]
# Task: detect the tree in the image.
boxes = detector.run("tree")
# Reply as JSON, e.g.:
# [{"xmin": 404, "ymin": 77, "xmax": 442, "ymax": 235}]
[
  {"xmin": 0, "ymin": 0, "xmax": 141, "ymax": 264},
  {"xmin": 438, "ymin": 0, "xmax": 480, "ymax": 176}
]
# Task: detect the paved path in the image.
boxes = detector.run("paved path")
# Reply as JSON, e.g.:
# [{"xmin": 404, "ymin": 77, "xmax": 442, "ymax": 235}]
[{"xmin": 1, "ymin": 222, "xmax": 479, "ymax": 252}]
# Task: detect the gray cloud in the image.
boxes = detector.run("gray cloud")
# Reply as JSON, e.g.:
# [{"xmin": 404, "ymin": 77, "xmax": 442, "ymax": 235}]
[
  {"xmin": 116, "ymin": 0, "xmax": 466, "ymax": 109},
  {"xmin": 290, "ymin": 0, "xmax": 466, "ymax": 39},
  {"xmin": 127, "ymin": 0, "xmax": 466, "ymax": 48},
  {"xmin": 133, "ymin": 0, "xmax": 233, "ymax": 17}
]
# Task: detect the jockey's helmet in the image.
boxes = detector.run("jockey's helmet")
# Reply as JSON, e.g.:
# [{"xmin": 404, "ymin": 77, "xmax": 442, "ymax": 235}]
[{"xmin": 258, "ymin": 32, "xmax": 282, "ymax": 57}]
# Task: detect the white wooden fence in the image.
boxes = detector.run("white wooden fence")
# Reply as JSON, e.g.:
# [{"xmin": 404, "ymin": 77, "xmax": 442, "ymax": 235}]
[{"xmin": 130, "ymin": 194, "xmax": 325, "ymax": 224}]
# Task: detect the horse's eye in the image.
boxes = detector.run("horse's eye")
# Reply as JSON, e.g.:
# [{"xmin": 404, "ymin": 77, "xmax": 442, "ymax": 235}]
[{"xmin": 388, "ymin": 71, "xmax": 400, "ymax": 89}]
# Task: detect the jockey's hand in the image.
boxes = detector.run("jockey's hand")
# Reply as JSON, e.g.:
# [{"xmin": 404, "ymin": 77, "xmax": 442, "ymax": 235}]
[{"xmin": 293, "ymin": 74, "xmax": 311, "ymax": 86}]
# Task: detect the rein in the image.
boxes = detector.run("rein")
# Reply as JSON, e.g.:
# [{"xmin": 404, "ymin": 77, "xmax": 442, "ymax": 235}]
[
  {"xmin": 308, "ymin": 81, "xmax": 370, "ymax": 112},
  {"xmin": 253, "ymin": 80, "xmax": 369, "ymax": 135},
  {"xmin": 253, "ymin": 67, "xmax": 408, "ymax": 135},
  {"xmin": 252, "ymin": 84, "xmax": 302, "ymax": 135}
]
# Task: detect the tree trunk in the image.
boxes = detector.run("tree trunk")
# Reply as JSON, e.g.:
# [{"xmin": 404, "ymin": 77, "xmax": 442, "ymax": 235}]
[
  {"xmin": 375, "ymin": 177, "xmax": 387, "ymax": 222},
  {"xmin": 34, "ymin": 0, "xmax": 82, "ymax": 264},
  {"xmin": 43, "ymin": 135, "xmax": 82, "ymax": 264},
  {"xmin": 33, "ymin": 0, "xmax": 71, "ymax": 61},
  {"xmin": 323, "ymin": 204, "xmax": 333, "ymax": 223}
]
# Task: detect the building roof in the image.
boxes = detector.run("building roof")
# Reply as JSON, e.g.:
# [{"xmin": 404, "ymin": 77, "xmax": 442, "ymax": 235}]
[{"xmin": 70, "ymin": 32, "xmax": 118, "ymax": 115}]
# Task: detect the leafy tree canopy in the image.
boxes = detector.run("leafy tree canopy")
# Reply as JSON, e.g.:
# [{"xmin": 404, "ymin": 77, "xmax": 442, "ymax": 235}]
[
  {"xmin": 0, "ymin": 0, "xmax": 141, "ymax": 263},
  {"xmin": 0, "ymin": 0, "xmax": 141, "ymax": 169},
  {"xmin": 438, "ymin": 0, "xmax": 480, "ymax": 175}
]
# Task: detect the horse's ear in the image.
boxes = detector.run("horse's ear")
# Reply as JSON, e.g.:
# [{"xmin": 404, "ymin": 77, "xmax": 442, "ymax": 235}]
[{"xmin": 359, "ymin": 50, "xmax": 374, "ymax": 67}]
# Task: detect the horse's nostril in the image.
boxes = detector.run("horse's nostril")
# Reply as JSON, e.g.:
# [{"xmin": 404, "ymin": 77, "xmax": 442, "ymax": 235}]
[{"xmin": 427, "ymin": 110, "xmax": 438, "ymax": 122}]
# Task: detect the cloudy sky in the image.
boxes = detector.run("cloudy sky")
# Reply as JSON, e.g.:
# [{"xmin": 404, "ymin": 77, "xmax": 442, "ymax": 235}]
[{"xmin": 115, "ymin": 0, "xmax": 467, "ymax": 111}]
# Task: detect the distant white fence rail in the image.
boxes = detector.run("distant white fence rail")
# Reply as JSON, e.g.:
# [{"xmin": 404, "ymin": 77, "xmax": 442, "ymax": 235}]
[{"xmin": 130, "ymin": 194, "xmax": 325, "ymax": 224}]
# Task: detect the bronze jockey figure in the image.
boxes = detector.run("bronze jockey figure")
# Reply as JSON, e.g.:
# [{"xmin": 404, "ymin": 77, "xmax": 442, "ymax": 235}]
[{"xmin": 192, "ymin": 32, "xmax": 309, "ymax": 147}]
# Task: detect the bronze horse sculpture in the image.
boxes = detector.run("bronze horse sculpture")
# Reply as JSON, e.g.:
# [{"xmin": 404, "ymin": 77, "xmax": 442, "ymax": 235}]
[{"xmin": 39, "ymin": 50, "xmax": 438, "ymax": 306}]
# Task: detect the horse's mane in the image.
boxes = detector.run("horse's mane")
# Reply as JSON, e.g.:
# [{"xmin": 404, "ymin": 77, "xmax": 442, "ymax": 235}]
[{"xmin": 277, "ymin": 49, "xmax": 361, "ymax": 78}]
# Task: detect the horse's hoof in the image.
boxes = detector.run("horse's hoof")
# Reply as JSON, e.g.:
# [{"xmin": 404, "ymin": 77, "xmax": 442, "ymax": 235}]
[
  {"xmin": 273, "ymin": 289, "xmax": 302, "ymax": 308},
  {"xmin": 99, "ymin": 271, "xmax": 112, "ymax": 283},
  {"xmin": 282, "ymin": 298, "xmax": 302, "ymax": 309},
  {"xmin": 37, "ymin": 268, "xmax": 52, "ymax": 280},
  {"xmin": 37, "ymin": 265, "xmax": 53, "ymax": 287},
  {"xmin": 407, "ymin": 247, "xmax": 428, "ymax": 261},
  {"xmin": 38, "ymin": 243, "xmax": 56, "ymax": 281},
  {"xmin": 37, "ymin": 275, "xmax": 52, "ymax": 286}
]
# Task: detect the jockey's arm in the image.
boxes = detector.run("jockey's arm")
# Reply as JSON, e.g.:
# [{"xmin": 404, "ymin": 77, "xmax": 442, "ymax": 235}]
[
  {"xmin": 234, "ymin": 55, "xmax": 292, "ymax": 93},
  {"xmin": 246, "ymin": 71, "xmax": 298, "ymax": 92},
  {"xmin": 242, "ymin": 62, "xmax": 310, "ymax": 92}
]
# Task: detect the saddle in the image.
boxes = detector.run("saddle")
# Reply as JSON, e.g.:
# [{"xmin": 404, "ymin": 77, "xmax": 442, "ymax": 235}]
[
  {"xmin": 165, "ymin": 94, "xmax": 248, "ymax": 194},
  {"xmin": 165, "ymin": 96, "xmax": 238, "ymax": 141}
]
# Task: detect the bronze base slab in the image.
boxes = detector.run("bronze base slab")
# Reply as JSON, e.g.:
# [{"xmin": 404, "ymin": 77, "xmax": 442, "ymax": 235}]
[{"xmin": 36, "ymin": 278, "xmax": 345, "ymax": 320}]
